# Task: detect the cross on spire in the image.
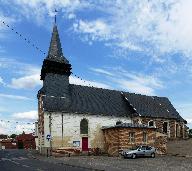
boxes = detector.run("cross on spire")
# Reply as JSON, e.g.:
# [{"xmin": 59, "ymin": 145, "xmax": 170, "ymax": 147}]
[{"xmin": 54, "ymin": 9, "xmax": 58, "ymax": 24}]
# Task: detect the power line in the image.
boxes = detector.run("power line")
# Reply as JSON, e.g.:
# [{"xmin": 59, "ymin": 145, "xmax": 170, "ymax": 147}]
[
  {"xmin": 0, "ymin": 19, "xmax": 99, "ymax": 88},
  {"xmin": 1, "ymin": 20, "xmax": 46, "ymax": 56},
  {"xmin": 0, "ymin": 119, "xmax": 36, "ymax": 125}
]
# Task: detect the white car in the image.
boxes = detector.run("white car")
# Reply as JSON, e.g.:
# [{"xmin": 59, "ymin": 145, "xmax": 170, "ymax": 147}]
[{"xmin": 121, "ymin": 145, "xmax": 156, "ymax": 159}]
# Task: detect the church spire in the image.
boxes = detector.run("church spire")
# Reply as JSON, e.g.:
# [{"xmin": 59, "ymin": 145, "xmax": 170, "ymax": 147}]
[
  {"xmin": 40, "ymin": 15, "xmax": 72, "ymax": 80},
  {"xmin": 47, "ymin": 24, "xmax": 69, "ymax": 64}
]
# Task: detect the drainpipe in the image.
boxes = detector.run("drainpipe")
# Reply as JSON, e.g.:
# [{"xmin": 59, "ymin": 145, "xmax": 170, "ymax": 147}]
[{"xmin": 49, "ymin": 112, "xmax": 52, "ymax": 156}]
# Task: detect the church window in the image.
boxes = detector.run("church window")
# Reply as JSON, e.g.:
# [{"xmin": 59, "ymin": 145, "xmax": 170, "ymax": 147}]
[{"xmin": 80, "ymin": 118, "xmax": 88, "ymax": 134}]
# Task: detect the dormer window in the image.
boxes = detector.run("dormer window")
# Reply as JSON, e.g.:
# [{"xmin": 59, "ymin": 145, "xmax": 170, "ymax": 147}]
[
  {"xmin": 116, "ymin": 121, "xmax": 122, "ymax": 125},
  {"xmin": 148, "ymin": 120, "xmax": 155, "ymax": 127}
]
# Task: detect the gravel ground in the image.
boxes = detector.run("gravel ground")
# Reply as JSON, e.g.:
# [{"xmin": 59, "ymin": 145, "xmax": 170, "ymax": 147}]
[
  {"xmin": 167, "ymin": 139, "xmax": 192, "ymax": 157},
  {"xmin": 33, "ymin": 153, "xmax": 192, "ymax": 171}
]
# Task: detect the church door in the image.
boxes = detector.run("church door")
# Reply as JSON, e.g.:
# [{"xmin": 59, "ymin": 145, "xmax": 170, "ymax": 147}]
[{"xmin": 82, "ymin": 137, "xmax": 88, "ymax": 151}]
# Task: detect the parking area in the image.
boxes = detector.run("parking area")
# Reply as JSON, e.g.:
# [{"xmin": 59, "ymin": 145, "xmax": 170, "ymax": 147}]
[{"xmin": 37, "ymin": 154, "xmax": 192, "ymax": 171}]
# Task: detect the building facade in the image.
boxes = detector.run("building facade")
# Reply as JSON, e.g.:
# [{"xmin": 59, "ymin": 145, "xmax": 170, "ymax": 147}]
[
  {"xmin": 102, "ymin": 123, "xmax": 164, "ymax": 156},
  {"xmin": 37, "ymin": 23, "xmax": 187, "ymax": 156}
]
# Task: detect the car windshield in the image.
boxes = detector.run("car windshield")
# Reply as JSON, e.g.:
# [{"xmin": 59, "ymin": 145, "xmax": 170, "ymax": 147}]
[{"xmin": 129, "ymin": 146, "xmax": 139, "ymax": 150}]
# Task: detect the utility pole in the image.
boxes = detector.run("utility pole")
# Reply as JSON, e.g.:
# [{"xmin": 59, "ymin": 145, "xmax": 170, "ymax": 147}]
[
  {"xmin": 62, "ymin": 113, "xmax": 64, "ymax": 147},
  {"xmin": 49, "ymin": 112, "xmax": 52, "ymax": 156}
]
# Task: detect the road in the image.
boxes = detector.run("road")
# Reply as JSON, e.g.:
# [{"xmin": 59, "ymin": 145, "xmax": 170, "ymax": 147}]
[
  {"xmin": 1, "ymin": 149, "xmax": 192, "ymax": 171},
  {"xmin": 0, "ymin": 149, "xmax": 93, "ymax": 171}
]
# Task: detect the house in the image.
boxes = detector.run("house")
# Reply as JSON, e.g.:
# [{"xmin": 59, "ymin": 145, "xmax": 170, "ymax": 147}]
[
  {"xmin": 37, "ymin": 23, "xmax": 187, "ymax": 156},
  {"xmin": 102, "ymin": 123, "xmax": 167, "ymax": 156},
  {"xmin": 16, "ymin": 133, "xmax": 36, "ymax": 149},
  {"xmin": 0, "ymin": 139, "xmax": 17, "ymax": 149}
]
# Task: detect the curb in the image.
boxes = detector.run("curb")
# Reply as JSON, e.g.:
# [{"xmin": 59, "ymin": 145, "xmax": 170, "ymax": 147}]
[{"xmin": 167, "ymin": 153, "xmax": 192, "ymax": 158}]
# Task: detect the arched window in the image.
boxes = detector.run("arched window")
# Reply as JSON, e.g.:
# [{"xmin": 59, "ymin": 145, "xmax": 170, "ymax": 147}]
[
  {"xmin": 148, "ymin": 120, "xmax": 154, "ymax": 127},
  {"xmin": 80, "ymin": 118, "xmax": 88, "ymax": 134}
]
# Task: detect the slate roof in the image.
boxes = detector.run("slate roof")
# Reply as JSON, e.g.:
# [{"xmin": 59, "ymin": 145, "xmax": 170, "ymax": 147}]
[
  {"xmin": 102, "ymin": 123, "xmax": 156, "ymax": 130},
  {"xmin": 41, "ymin": 84, "xmax": 135, "ymax": 117},
  {"xmin": 40, "ymin": 84, "xmax": 185, "ymax": 122},
  {"xmin": 122, "ymin": 92, "xmax": 185, "ymax": 122},
  {"xmin": 47, "ymin": 24, "xmax": 69, "ymax": 64}
]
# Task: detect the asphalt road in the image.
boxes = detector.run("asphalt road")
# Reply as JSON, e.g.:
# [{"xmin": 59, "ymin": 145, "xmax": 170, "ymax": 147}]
[
  {"xmin": 1, "ymin": 149, "xmax": 192, "ymax": 171},
  {"xmin": 0, "ymin": 149, "xmax": 93, "ymax": 171}
]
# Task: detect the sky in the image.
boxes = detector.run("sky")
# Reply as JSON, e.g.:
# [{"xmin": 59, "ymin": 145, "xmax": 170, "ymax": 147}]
[{"xmin": 0, "ymin": 0, "xmax": 192, "ymax": 135}]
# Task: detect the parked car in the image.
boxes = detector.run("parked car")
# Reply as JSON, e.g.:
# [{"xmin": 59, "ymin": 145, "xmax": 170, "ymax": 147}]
[{"xmin": 121, "ymin": 145, "xmax": 156, "ymax": 159}]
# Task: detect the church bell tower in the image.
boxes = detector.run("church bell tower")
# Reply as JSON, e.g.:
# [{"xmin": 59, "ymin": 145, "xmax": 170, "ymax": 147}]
[{"xmin": 40, "ymin": 22, "xmax": 72, "ymax": 99}]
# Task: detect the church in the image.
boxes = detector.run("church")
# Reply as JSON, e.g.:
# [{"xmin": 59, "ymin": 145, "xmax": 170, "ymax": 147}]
[{"xmin": 37, "ymin": 22, "xmax": 188, "ymax": 156}]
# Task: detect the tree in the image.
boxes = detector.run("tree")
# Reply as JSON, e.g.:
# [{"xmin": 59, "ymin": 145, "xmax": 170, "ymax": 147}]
[
  {"xmin": 10, "ymin": 134, "xmax": 17, "ymax": 139},
  {"xmin": 189, "ymin": 129, "xmax": 192, "ymax": 138}
]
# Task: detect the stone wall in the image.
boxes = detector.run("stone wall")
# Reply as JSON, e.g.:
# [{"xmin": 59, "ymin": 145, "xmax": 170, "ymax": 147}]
[
  {"xmin": 103, "ymin": 128, "xmax": 119, "ymax": 156},
  {"xmin": 102, "ymin": 127, "xmax": 166, "ymax": 157},
  {"xmin": 133, "ymin": 117, "xmax": 186, "ymax": 139},
  {"xmin": 155, "ymin": 132, "xmax": 167, "ymax": 154}
]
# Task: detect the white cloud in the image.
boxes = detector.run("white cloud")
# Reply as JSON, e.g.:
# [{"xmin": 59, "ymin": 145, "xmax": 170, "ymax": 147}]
[
  {"xmin": 3, "ymin": 0, "xmax": 90, "ymax": 26},
  {"xmin": 2, "ymin": 0, "xmax": 192, "ymax": 62},
  {"xmin": 115, "ymin": 79, "xmax": 155, "ymax": 95},
  {"xmin": 0, "ymin": 13, "xmax": 16, "ymax": 35},
  {"xmin": 0, "ymin": 58, "xmax": 42, "ymax": 89},
  {"xmin": 89, "ymin": 68, "xmax": 114, "ymax": 76},
  {"xmin": 73, "ymin": 19, "xmax": 110, "ymax": 41},
  {"xmin": 0, "ymin": 120, "xmax": 35, "ymax": 135},
  {"xmin": 0, "ymin": 93, "xmax": 31, "ymax": 100},
  {"xmin": 9, "ymin": 74, "xmax": 42, "ymax": 89},
  {"xmin": 187, "ymin": 119, "xmax": 192, "ymax": 124},
  {"xmin": 68, "ymin": 13, "xmax": 76, "ymax": 19},
  {"xmin": 0, "ymin": 111, "xmax": 36, "ymax": 135},
  {"xmin": 176, "ymin": 102, "xmax": 192, "ymax": 116},
  {"xmin": 69, "ymin": 0, "xmax": 192, "ymax": 65},
  {"xmin": 0, "ymin": 76, "xmax": 6, "ymax": 86},
  {"xmin": 0, "ymin": 121, "xmax": 8, "ymax": 134},
  {"xmin": 69, "ymin": 75, "xmax": 111, "ymax": 89},
  {"xmin": 90, "ymin": 67, "xmax": 164, "ymax": 95},
  {"xmin": 12, "ymin": 110, "xmax": 38, "ymax": 121},
  {"xmin": 15, "ymin": 123, "xmax": 35, "ymax": 134}
]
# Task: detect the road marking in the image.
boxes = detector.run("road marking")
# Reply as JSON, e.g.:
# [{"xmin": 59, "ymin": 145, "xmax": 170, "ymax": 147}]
[
  {"xmin": 36, "ymin": 169, "xmax": 44, "ymax": 171},
  {"xmin": 12, "ymin": 157, "xmax": 28, "ymax": 160},
  {"xmin": 1, "ymin": 158, "xmax": 20, "ymax": 165},
  {"xmin": 11, "ymin": 160, "xmax": 20, "ymax": 165},
  {"xmin": 22, "ymin": 164, "xmax": 30, "ymax": 168},
  {"xmin": 1, "ymin": 158, "xmax": 11, "ymax": 161}
]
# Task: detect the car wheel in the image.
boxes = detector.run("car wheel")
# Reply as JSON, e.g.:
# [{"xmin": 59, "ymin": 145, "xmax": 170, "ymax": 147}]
[
  {"xmin": 151, "ymin": 153, "xmax": 155, "ymax": 158},
  {"xmin": 132, "ymin": 153, "xmax": 136, "ymax": 159}
]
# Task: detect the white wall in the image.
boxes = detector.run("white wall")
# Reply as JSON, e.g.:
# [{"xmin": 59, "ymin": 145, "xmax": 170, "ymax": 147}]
[{"xmin": 43, "ymin": 112, "xmax": 131, "ymax": 150}]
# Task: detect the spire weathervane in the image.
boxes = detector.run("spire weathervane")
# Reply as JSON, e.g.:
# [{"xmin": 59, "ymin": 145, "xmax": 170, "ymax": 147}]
[{"xmin": 54, "ymin": 9, "xmax": 58, "ymax": 24}]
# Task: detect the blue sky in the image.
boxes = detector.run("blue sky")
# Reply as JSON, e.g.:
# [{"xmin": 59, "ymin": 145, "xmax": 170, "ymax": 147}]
[{"xmin": 0, "ymin": 0, "xmax": 192, "ymax": 134}]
